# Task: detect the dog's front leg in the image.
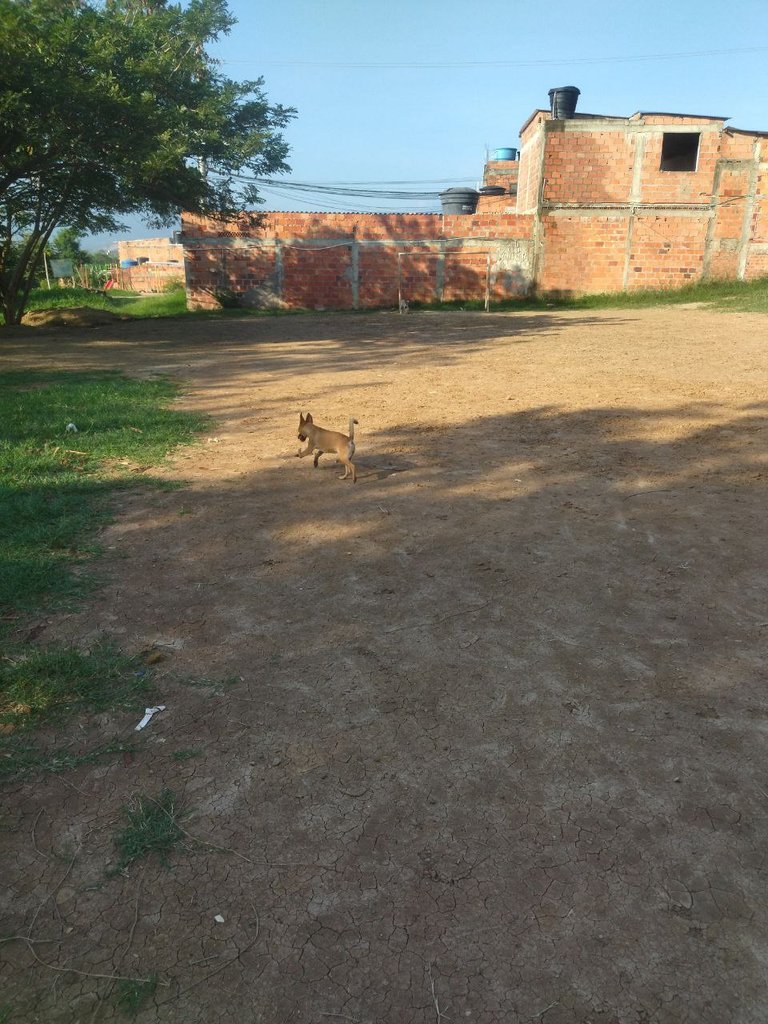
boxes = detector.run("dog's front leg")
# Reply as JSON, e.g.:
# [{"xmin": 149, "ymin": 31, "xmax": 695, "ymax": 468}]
[{"xmin": 296, "ymin": 441, "xmax": 315, "ymax": 458}]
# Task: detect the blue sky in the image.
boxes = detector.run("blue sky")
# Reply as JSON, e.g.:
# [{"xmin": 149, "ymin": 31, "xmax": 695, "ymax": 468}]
[{"xmin": 85, "ymin": 0, "xmax": 768, "ymax": 250}]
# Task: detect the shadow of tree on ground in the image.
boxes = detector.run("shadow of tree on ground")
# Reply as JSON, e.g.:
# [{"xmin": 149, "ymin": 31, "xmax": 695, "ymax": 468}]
[{"xmin": 2, "ymin": 312, "xmax": 768, "ymax": 1023}]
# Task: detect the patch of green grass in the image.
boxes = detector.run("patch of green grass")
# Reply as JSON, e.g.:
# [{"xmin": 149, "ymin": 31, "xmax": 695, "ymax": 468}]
[
  {"xmin": 107, "ymin": 291, "xmax": 188, "ymax": 318},
  {"xmin": 23, "ymin": 286, "xmax": 188, "ymax": 320},
  {"xmin": 411, "ymin": 275, "xmax": 768, "ymax": 314},
  {"xmin": 175, "ymin": 673, "xmax": 240, "ymax": 695},
  {"xmin": 0, "ymin": 642, "xmax": 151, "ymax": 780},
  {"xmin": 115, "ymin": 975, "xmax": 158, "ymax": 1016},
  {"xmin": 0, "ymin": 370, "xmax": 208, "ymax": 627},
  {"xmin": 112, "ymin": 789, "xmax": 187, "ymax": 872},
  {"xmin": 24, "ymin": 286, "xmax": 118, "ymax": 313},
  {"xmin": 539, "ymin": 276, "xmax": 768, "ymax": 312},
  {"xmin": 0, "ymin": 370, "xmax": 205, "ymax": 779},
  {"xmin": 0, "ymin": 642, "xmax": 152, "ymax": 732},
  {"xmin": 20, "ymin": 274, "xmax": 768, "ymax": 321},
  {"xmin": 0, "ymin": 737, "xmax": 136, "ymax": 781},
  {"xmin": 171, "ymin": 748, "xmax": 201, "ymax": 761}
]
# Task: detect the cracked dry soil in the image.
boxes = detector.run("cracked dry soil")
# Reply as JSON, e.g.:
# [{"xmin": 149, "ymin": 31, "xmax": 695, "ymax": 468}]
[{"xmin": 2, "ymin": 306, "xmax": 768, "ymax": 1024}]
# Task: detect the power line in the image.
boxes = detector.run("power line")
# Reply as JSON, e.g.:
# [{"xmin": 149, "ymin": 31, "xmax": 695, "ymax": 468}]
[
  {"xmin": 278, "ymin": 178, "xmax": 477, "ymax": 185},
  {"xmin": 217, "ymin": 44, "xmax": 768, "ymax": 70},
  {"xmin": 222, "ymin": 174, "xmax": 469, "ymax": 202},
  {"xmin": 255, "ymin": 183, "xmax": 442, "ymax": 213},
  {"xmin": 256, "ymin": 179, "xmax": 444, "ymax": 199}
]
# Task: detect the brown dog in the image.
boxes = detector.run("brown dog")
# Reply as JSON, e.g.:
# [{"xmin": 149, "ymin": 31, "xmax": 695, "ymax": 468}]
[{"xmin": 297, "ymin": 413, "xmax": 358, "ymax": 482}]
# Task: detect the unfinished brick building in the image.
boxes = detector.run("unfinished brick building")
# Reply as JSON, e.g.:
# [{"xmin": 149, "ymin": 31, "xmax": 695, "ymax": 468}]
[
  {"xmin": 116, "ymin": 237, "xmax": 185, "ymax": 292},
  {"xmin": 182, "ymin": 88, "xmax": 767, "ymax": 310}
]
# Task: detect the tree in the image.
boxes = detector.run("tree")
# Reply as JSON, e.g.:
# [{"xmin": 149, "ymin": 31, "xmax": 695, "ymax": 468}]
[
  {"xmin": 0, "ymin": 0, "xmax": 295, "ymax": 325},
  {"xmin": 48, "ymin": 228, "xmax": 89, "ymax": 265},
  {"xmin": 88, "ymin": 250, "xmax": 117, "ymax": 266}
]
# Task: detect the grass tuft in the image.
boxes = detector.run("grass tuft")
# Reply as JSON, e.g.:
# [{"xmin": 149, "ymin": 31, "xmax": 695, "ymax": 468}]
[
  {"xmin": 0, "ymin": 641, "xmax": 151, "ymax": 780},
  {"xmin": 0, "ymin": 642, "xmax": 152, "ymax": 731},
  {"xmin": 115, "ymin": 975, "xmax": 159, "ymax": 1016},
  {"xmin": 0, "ymin": 737, "xmax": 136, "ymax": 781},
  {"xmin": 171, "ymin": 748, "xmax": 201, "ymax": 761},
  {"xmin": 112, "ymin": 789, "xmax": 187, "ymax": 872}
]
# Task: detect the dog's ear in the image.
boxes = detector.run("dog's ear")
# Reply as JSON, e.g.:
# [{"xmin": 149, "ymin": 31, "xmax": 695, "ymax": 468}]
[
  {"xmin": 299, "ymin": 412, "xmax": 304, "ymax": 423},
  {"xmin": 305, "ymin": 413, "xmax": 313, "ymax": 423}
]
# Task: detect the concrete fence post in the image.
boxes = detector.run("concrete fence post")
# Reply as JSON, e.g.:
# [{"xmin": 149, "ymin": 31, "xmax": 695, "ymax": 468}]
[{"xmin": 350, "ymin": 237, "xmax": 359, "ymax": 310}]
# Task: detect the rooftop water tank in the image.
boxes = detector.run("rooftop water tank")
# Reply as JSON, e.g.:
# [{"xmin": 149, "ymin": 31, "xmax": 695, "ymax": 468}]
[
  {"xmin": 548, "ymin": 86, "xmax": 580, "ymax": 119},
  {"xmin": 492, "ymin": 147, "xmax": 518, "ymax": 161},
  {"xmin": 439, "ymin": 188, "xmax": 480, "ymax": 215}
]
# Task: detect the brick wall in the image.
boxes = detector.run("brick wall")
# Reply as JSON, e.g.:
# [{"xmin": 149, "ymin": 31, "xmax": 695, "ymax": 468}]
[
  {"xmin": 627, "ymin": 214, "xmax": 707, "ymax": 288},
  {"xmin": 534, "ymin": 113, "xmax": 766, "ymax": 293},
  {"xmin": 177, "ymin": 106, "xmax": 767, "ymax": 307},
  {"xmin": 182, "ymin": 211, "xmax": 535, "ymax": 310},
  {"xmin": 517, "ymin": 114, "xmax": 547, "ymax": 213},
  {"xmin": 538, "ymin": 213, "xmax": 628, "ymax": 293},
  {"xmin": 543, "ymin": 122, "xmax": 636, "ymax": 205},
  {"xmin": 116, "ymin": 237, "xmax": 184, "ymax": 292},
  {"xmin": 476, "ymin": 158, "xmax": 519, "ymax": 213},
  {"xmin": 746, "ymin": 151, "xmax": 768, "ymax": 278}
]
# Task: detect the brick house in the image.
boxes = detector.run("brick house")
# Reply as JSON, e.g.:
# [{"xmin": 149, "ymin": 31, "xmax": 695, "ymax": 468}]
[
  {"xmin": 181, "ymin": 90, "xmax": 767, "ymax": 310},
  {"xmin": 522, "ymin": 106, "xmax": 768, "ymax": 292},
  {"xmin": 116, "ymin": 237, "xmax": 185, "ymax": 292}
]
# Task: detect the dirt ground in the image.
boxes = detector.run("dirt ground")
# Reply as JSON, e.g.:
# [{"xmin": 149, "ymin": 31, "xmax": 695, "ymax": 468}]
[{"xmin": 2, "ymin": 306, "xmax": 768, "ymax": 1024}]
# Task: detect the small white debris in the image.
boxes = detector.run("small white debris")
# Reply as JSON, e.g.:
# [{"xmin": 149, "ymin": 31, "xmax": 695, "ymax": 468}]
[
  {"xmin": 214, "ymin": 914, "xmax": 225, "ymax": 924},
  {"xmin": 459, "ymin": 635, "xmax": 480, "ymax": 649},
  {"xmin": 66, "ymin": 423, "xmax": 78, "ymax": 432},
  {"xmin": 153, "ymin": 637, "xmax": 185, "ymax": 650},
  {"xmin": 135, "ymin": 705, "xmax": 166, "ymax": 731}
]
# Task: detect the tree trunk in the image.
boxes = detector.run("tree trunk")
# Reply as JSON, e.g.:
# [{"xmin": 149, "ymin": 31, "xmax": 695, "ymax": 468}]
[{"xmin": 0, "ymin": 224, "xmax": 57, "ymax": 328}]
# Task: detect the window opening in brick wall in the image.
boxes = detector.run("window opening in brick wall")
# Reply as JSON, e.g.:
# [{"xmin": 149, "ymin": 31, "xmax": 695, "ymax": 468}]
[{"xmin": 660, "ymin": 132, "xmax": 700, "ymax": 171}]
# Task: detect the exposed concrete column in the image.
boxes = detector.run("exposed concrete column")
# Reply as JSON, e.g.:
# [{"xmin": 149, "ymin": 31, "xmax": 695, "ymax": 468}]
[
  {"xmin": 530, "ymin": 121, "xmax": 549, "ymax": 287},
  {"xmin": 435, "ymin": 244, "xmax": 445, "ymax": 302},
  {"xmin": 623, "ymin": 131, "xmax": 646, "ymax": 289},
  {"xmin": 702, "ymin": 161, "xmax": 722, "ymax": 281},
  {"xmin": 274, "ymin": 238, "xmax": 284, "ymax": 301},
  {"xmin": 350, "ymin": 236, "xmax": 359, "ymax": 309},
  {"xmin": 737, "ymin": 139, "xmax": 761, "ymax": 280}
]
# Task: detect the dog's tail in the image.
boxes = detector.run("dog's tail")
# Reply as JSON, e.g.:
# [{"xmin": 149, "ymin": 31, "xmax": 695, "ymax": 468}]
[{"xmin": 348, "ymin": 417, "xmax": 358, "ymax": 441}]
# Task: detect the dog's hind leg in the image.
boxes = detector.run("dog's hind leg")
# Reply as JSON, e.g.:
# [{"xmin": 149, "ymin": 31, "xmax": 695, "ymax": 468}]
[
  {"xmin": 340, "ymin": 440, "xmax": 356, "ymax": 482},
  {"xmin": 339, "ymin": 458, "xmax": 356, "ymax": 482}
]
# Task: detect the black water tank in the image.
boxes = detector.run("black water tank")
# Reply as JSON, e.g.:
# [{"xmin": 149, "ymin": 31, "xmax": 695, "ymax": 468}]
[
  {"xmin": 479, "ymin": 186, "xmax": 507, "ymax": 196},
  {"xmin": 548, "ymin": 86, "xmax": 580, "ymax": 119},
  {"xmin": 439, "ymin": 188, "xmax": 480, "ymax": 214}
]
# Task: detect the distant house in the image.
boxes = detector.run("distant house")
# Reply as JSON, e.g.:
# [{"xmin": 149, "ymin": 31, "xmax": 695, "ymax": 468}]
[{"xmin": 179, "ymin": 89, "xmax": 768, "ymax": 310}]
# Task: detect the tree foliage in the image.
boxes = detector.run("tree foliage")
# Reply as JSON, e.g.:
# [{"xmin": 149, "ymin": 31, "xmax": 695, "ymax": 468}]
[
  {"xmin": 48, "ymin": 227, "xmax": 89, "ymax": 265},
  {"xmin": 0, "ymin": 0, "xmax": 295, "ymax": 324}
]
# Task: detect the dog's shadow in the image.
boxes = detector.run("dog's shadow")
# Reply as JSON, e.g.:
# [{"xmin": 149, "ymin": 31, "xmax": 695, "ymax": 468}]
[
  {"xmin": 288, "ymin": 451, "xmax": 415, "ymax": 480},
  {"xmin": 302, "ymin": 453, "xmax": 415, "ymax": 480},
  {"xmin": 357, "ymin": 455, "xmax": 416, "ymax": 480}
]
